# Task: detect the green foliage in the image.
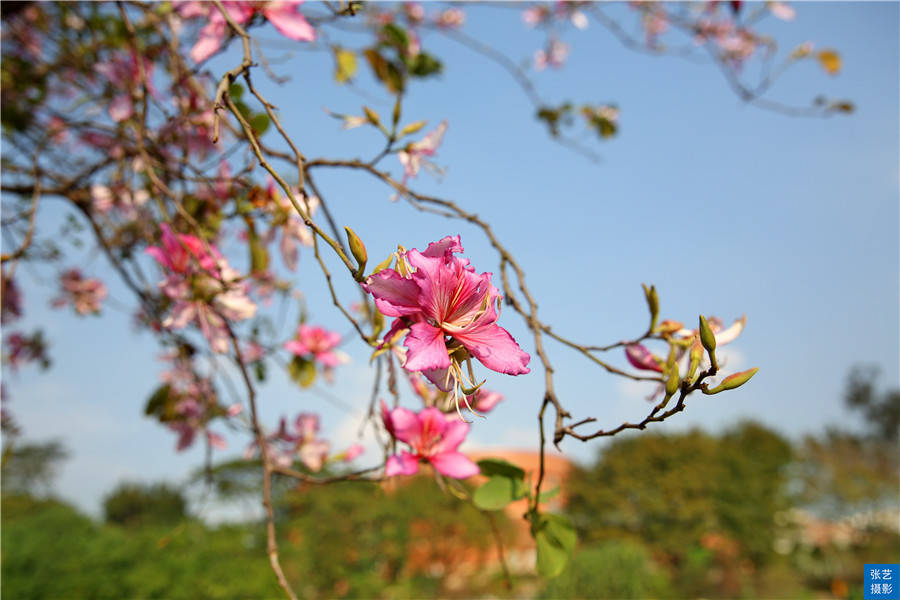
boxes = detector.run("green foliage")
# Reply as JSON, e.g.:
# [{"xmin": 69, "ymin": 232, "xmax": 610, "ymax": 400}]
[
  {"xmin": 473, "ymin": 475, "xmax": 526, "ymax": 511},
  {"xmin": 2, "ymin": 494, "xmax": 282, "ymax": 600},
  {"xmin": 103, "ymin": 482, "xmax": 187, "ymax": 528},
  {"xmin": 1, "ymin": 439, "xmax": 68, "ymax": 495},
  {"xmin": 288, "ymin": 355, "xmax": 316, "ymax": 387},
  {"xmin": 537, "ymin": 540, "xmax": 670, "ymax": 599},
  {"xmin": 532, "ymin": 513, "xmax": 577, "ymax": 578},
  {"xmin": 565, "ymin": 422, "xmax": 793, "ymax": 570}
]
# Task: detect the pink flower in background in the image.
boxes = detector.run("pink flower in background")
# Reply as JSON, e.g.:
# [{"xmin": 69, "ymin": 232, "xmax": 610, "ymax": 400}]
[
  {"xmin": 284, "ymin": 324, "xmax": 346, "ymax": 368},
  {"xmin": 382, "ymin": 402, "xmax": 479, "ymax": 479},
  {"xmin": 397, "ymin": 121, "xmax": 447, "ymax": 184},
  {"xmin": 625, "ymin": 343, "xmax": 663, "ymax": 373},
  {"xmin": 182, "ymin": 1, "xmax": 316, "ymax": 64},
  {"xmin": 52, "ymin": 269, "xmax": 108, "ymax": 315},
  {"xmin": 147, "ymin": 225, "xmax": 256, "ymax": 353},
  {"xmin": 94, "ymin": 51, "xmax": 157, "ymax": 122},
  {"xmin": 534, "ymin": 39, "xmax": 569, "ymax": 70},
  {"xmin": 522, "ymin": 5, "xmax": 551, "ymax": 27},
  {"xmin": 468, "ymin": 389, "xmax": 503, "ymax": 413},
  {"xmin": 363, "ymin": 236, "xmax": 530, "ymax": 391},
  {"xmin": 434, "ymin": 8, "xmax": 465, "ymax": 29},
  {"xmin": 146, "ymin": 223, "xmax": 219, "ymax": 275}
]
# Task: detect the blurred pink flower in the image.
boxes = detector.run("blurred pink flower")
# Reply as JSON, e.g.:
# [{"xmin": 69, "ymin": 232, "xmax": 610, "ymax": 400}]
[
  {"xmin": 382, "ymin": 402, "xmax": 479, "ymax": 479},
  {"xmin": 52, "ymin": 269, "xmax": 107, "ymax": 315},
  {"xmin": 284, "ymin": 324, "xmax": 346, "ymax": 368},
  {"xmin": 397, "ymin": 121, "xmax": 447, "ymax": 184}
]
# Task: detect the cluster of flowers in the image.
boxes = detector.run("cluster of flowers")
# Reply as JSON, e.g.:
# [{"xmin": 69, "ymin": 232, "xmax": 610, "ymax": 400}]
[
  {"xmin": 248, "ymin": 413, "xmax": 363, "ymax": 472},
  {"xmin": 147, "ymin": 224, "xmax": 257, "ymax": 353}
]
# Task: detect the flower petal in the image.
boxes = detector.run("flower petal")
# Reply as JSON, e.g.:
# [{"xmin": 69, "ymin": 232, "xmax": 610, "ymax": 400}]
[
  {"xmin": 403, "ymin": 322, "xmax": 450, "ymax": 372},
  {"xmin": 453, "ymin": 323, "xmax": 531, "ymax": 375},
  {"xmin": 434, "ymin": 419, "xmax": 469, "ymax": 454},
  {"xmin": 429, "ymin": 451, "xmax": 479, "ymax": 479},
  {"xmin": 363, "ymin": 269, "xmax": 422, "ymax": 318},
  {"xmin": 385, "ymin": 451, "xmax": 419, "ymax": 477},
  {"xmin": 263, "ymin": 2, "xmax": 316, "ymax": 41}
]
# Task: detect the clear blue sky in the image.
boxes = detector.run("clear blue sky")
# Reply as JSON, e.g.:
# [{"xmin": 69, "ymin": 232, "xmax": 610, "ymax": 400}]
[{"xmin": 5, "ymin": 2, "xmax": 898, "ymax": 517}]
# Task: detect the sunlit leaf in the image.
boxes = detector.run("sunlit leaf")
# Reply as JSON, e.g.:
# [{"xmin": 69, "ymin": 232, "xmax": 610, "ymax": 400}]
[
  {"xmin": 817, "ymin": 49, "xmax": 842, "ymax": 75},
  {"xmin": 334, "ymin": 48, "xmax": 357, "ymax": 84}
]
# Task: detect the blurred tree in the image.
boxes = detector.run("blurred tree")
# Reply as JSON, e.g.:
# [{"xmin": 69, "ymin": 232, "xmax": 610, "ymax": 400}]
[
  {"xmin": 565, "ymin": 422, "xmax": 792, "ymax": 595},
  {"xmin": 843, "ymin": 365, "xmax": 900, "ymax": 443},
  {"xmin": 103, "ymin": 481, "xmax": 188, "ymax": 528},
  {"xmin": 0, "ymin": 439, "xmax": 68, "ymax": 495}
]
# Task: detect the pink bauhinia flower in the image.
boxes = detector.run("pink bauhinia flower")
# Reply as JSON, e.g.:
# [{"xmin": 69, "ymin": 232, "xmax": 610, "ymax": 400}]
[
  {"xmin": 182, "ymin": 1, "xmax": 316, "ymax": 64},
  {"xmin": 52, "ymin": 269, "xmax": 108, "ymax": 315},
  {"xmin": 534, "ymin": 38, "xmax": 569, "ymax": 70},
  {"xmin": 363, "ymin": 236, "xmax": 530, "ymax": 401},
  {"xmin": 381, "ymin": 402, "xmax": 479, "ymax": 479},
  {"xmin": 283, "ymin": 324, "xmax": 346, "ymax": 368},
  {"xmin": 397, "ymin": 121, "xmax": 447, "ymax": 185},
  {"xmin": 434, "ymin": 8, "xmax": 465, "ymax": 29},
  {"xmin": 147, "ymin": 225, "xmax": 256, "ymax": 353}
]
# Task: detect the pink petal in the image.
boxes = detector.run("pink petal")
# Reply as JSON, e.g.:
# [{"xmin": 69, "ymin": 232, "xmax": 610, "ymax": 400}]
[
  {"xmin": 403, "ymin": 322, "xmax": 450, "ymax": 372},
  {"xmin": 471, "ymin": 389, "xmax": 503, "ymax": 412},
  {"xmin": 363, "ymin": 269, "xmax": 422, "ymax": 318},
  {"xmin": 434, "ymin": 419, "xmax": 469, "ymax": 454},
  {"xmin": 421, "ymin": 235, "xmax": 463, "ymax": 259},
  {"xmin": 422, "ymin": 366, "xmax": 453, "ymax": 392},
  {"xmin": 263, "ymin": 2, "xmax": 316, "ymax": 41},
  {"xmin": 284, "ymin": 339, "xmax": 309, "ymax": 356},
  {"xmin": 343, "ymin": 443, "xmax": 364, "ymax": 461},
  {"xmin": 453, "ymin": 323, "xmax": 531, "ymax": 375},
  {"xmin": 429, "ymin": 451, "xmax": 479, "ymax": 479},
  {"xmin": 625, "ymin": 344, "xmax": 663, "ymax": 373},
  {"xmin": 386, "ymin": 406, "xmax": 420, "ymax": 445},
  {"xmin": 385, "ymin": 451, "xmax": 419, "ymax": 476},
  {"xmin": 280, "ymin": 230, "xmax": 298, "ymax": 271},
  {"xmin": 191, "ymin": 20, "xmax": 225, "ymax": 63},
  {"xmin": 108, "ymin": 95, "xmax": 133, "ymax": 122}
]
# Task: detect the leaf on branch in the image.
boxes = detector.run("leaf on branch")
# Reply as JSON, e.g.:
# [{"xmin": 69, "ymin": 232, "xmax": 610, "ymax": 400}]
[
  {"xmin": 333, "ymin": 47, "xmax": 358, "ymax": 84},
  {"xmin": 532, "ymin": 513, "xmax": 577, "ymax": 578},
  {"xmin": 817, "ymin": 49, "xmax": 842, "ymax": 75},
  {"xmin": 473, "ymin": 475, "xmax": 527, "ymax": 510},
  {"xmin": 476, "ymin": 458, "xmax": 525, "ymax": 480},
  {"xmin": 288, "ymin": 356, "xmax": 316, "ymax": 388}
]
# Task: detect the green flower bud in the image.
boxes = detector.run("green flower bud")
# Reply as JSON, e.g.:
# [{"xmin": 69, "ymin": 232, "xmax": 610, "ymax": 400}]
[
  {"xmin": 345, "ymin": 226, "xmax": 368, "ymax": 281},
  {"xmin": 665, "ymin": 363, "xmax": 680, "ymax": 396},
  {"xmin": 704, "ymin": 367, "xmax": 759, "ymax": 395},
  {"xmin": 698, "ymin": 314, "xmax": 718, "ymax": 369}
]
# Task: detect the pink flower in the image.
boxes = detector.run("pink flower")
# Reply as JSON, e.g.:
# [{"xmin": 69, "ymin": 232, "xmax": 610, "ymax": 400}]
[
  {"xmin": 522, "ymin": 6, "xmax": 550, "ymax": 27},
  {"xmin": 147, "ymin": 225, "xmax": 256, "ymax": 353},
  {"xmin": 468, "ymin": 389, "xmax": 503, "ymax": 413},
  {"xmin": 343, "ymin": 443, "xmax": 365, "ymax": 461},
  {"xmin": 534, "ymin": 39, "xmax": 569, "ymax": 70},
  {"xmin": 145, "ymin": 223, "xmax": 219, "ymax": 275},
  {"xmin": 363, "ymin": 236, "xmax": 530, "ymax": 395},
  {"xmin": 94, "ymin": 51, "xmax": 157, "ymax": 122},
  {"xmin": 52, "ymin": 269, "xmax": 107, "ymax": 315},
  {"xmin": 434, "ymin": 8, "xmax": 465, "ymax": 29},
  {"xmin": 185, "ymin": 1, "xmax": 315, "ymax": 64},
  {"xmin": 382, "ymin": 402, "xmax": 479, "ymax": 479},
  {"xmin": 284, "ymin": 324, "xmax": 346, "ymax": 368},
  {"xmin": 397, "ymin": 121, "xmax": 447, "ymax": 184},
  {"xmin": 769, "ymin": 2, "xmax": 795, "ymax": 21}
]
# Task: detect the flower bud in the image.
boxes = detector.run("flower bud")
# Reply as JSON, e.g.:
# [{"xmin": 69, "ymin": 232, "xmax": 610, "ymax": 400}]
[
  {"xmin": 704, "ymin": 367, "xmax": 759, "ymax": 395},
  {"xmin": 345, "ymin": 226, "xmax": 368, "ymax": 280},
  {"xmin": 656, "ymin": 319, "xmax": 683, "ymax": 336},
  {"xmin": 363, "ymin": 105, "xmax": 381, "ymax": 126},
  {"xmin": 665, "ymin": 362, "xmax": 680, "ymax": 396},
  {"xmin": 642, "ymin": 284, "xmax": 659, "ymax": 332},
  {"xmin": 687, "ymin": 341, "xmax": 703, "ymax": 380},
  {"xmin": 698, "ymin": 314, "xmax": 718, "ymax": 369},
  {"xmin": 398, "ymin": 120, "xmax": 427, "ymax": 138}
]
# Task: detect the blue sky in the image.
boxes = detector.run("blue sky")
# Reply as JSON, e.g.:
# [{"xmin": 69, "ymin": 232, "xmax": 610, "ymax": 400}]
[{"xmin": 4, "ymin": 2, "xmax": 898, "ymax": 517}]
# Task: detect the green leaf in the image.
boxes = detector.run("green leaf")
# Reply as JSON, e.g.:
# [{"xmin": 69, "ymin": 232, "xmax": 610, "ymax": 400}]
[
  {"xmin": 364, "ymin": 49, "xmax": 405, "ymax": 94},
  {"xmin": 334, "ymin": 48, "xmax": 358, "ymax": 84},
  {"xmin": 381, "ymin": 24, "xmax": 410, "ymax": 49},
  {"xmin": 288, "ymin": 356, "xmax": 316, "ymax": 388},
  {"xmin": 144, "ymin": 384, "xmax": 176, "ymax": 422},
  {"xmin": 476, "ymin": 458, "xmax": 525, "ymax": 480},
  {"xmin": 249, "ymin": 113, "xmax": 269, "ymax": 136},
  {"xmin": 537, "ymin": 486, "xmax": 560, "ymax": 503},
  {"xmin": 533, "ymin": 513, "xmax": 577, "ymax": 578},
  {"xmin": 228, "ymin": 83, "xmax": 244, "ymax": 100},
  {"xmin": 406, "ymin": 52, "xmax": 443, "ymax": 78},
  {"xmin": 473, "ymin": 476, "xmax": 527, "ymax": 511}
]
